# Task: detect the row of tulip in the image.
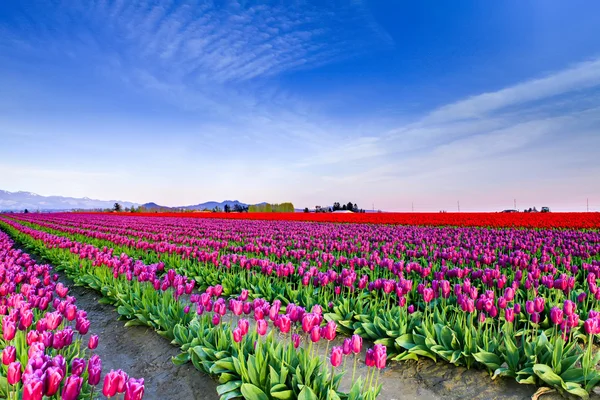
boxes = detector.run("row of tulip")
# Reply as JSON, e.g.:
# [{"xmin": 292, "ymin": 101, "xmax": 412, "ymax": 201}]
[
  {"xmin": 3, "ymin": 215, "xmax": 600, "ymax": 397},
  {"xmin": 86, "ymin": 211, "xmax": 600, "ymax": 229},
  {"xmin": 0, "ymin": 229, "xmax": 144, "ymax": 399},
  {"xmin": 0, "ymin": 219, "xmax": 383, "ymax": 399}
]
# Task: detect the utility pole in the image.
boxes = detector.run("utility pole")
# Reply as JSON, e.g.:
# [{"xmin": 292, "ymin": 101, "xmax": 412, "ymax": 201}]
[
  {"xmin": 372, "ymin": 203, "xmax": 374, "ymax": 213},
  {"xmin": 412, "ymin": 202, "xmax": 414, "ymax": 212},
  {"xmin": 514, "ymin": 199, "xmax": 516, "ymax": 210},
  {"xmin": 457, "ymin": 201, "xmax": 460, "ymax": 212}
]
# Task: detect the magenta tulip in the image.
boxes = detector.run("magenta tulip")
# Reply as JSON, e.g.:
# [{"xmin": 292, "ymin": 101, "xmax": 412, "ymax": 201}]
[
  {"xmin": 330, "ymin": 346, "xmax": 343, "ymax": 367},
  {"xmin": 61, "ymin": 375, "xmax": 83, "ymax": 400},
  {"xmin": 124, "ymin": 377, "xmax": 145, "ymax": 400}
]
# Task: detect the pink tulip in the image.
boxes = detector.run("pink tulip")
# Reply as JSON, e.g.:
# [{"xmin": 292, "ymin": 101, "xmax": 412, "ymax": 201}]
[
  {"xmin": 365, "ymin": 349, "xmax": 375, "ymax": 367},
  {"xmin": 330, "ymin": 346, "xmax": 343, "ymax": 367},
  {"xmin": 88, "ymin": 334, "xmax": 99, "ymax": 350},
  {"xmin": 61, "ymin": 375, "xmax": 83, "ymax": 400},
  {"xmin": 310, "ymin": 326, "xmax": 321, "ymax": 343},
  {"xmin": 351, "ymin": 334, "xmax": 363, "ymax": 354},
  {"xmin": 232, "ymin": 327, "xmax": 243, "ymax": 343},
  {"xmin": 7, "ymin": 361, "xmax": 21, "ymax": 385},
  {"xmin": 87, "ymin": 355, "xmax": 102, "ymax": 386},
  {"xmin": 238, "ymin": 319, "xmax": 249, "ymax": 336},
  {"xmin": 2, "ymin": 345, "xmax": 16, "ymax": 365},
  {"xmin": 124, "ymin": 377, "xmax": 145, "ymax": 400},
  {"xmin": 374, "ymin": 344, "xmax": 387, "ymax": 369},
  {"xmin": 322, "ymin": 321, "xmax": 337, "ymax": 341},
  {"xmin": 42, "ymin": 366, "xmax": 63, "ymax": 396},
  {"xmin": 256, "ymin": 320, "xmax": 268, "ymax": 336},
  {"xmin": 278, "ymin": 315, "xmax": 291, "ymax": 334},
  {"xmin": 292, "ymin": 333, "xmax": 301, "ymax": 349}
]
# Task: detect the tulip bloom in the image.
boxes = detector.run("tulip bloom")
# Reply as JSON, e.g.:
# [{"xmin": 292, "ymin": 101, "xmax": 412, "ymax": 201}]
[
  {"xmin": 322, "ymin": 321, "xmax": 337, "ymax": 341},
  {"xmin": 365, "ymin": 349, "xmax": 375, "ymax": 367},
  {"xmin": 23, "ymin": 379, "xmax": 43, "ymax": 400},
  {"xmin": 61, "ymin": 375, "xmax": 83, "ymax": 400},
  {"xmin": 374, "ymin": 344, "xmax": 387, "ymax": 369},
  {"xmin": 343, "ymin": 338, "xmax": 352, "ymax": 355},
  {"xmin": 292, "ymin": 333, "xmax": 301, "ymax": 349},
  {"xmin": 256, "ymin": 320, "xmax": 268, "ymax": 336},
  {"xmin": 87, "ymin": 355, "xmax": 102, "ymax": 386},
  {"xmin": 278, "ymin": 315, "xmax": 291, "ymax": 334},
  {"xmin": 124, "ymin": 377, "xmax": 145, "ymax": 400},
  {"xmin": 44, "ymin": 366, "xmax": 64, "ymax": 396},
  {"xmin": 2, "ymin": 319, "xmax": 16, "ymax": 341},
  {"xmin": 2, "ymin": 345, "xmax": 16, "ymax": 365},
  {"xmin": 504, "ymin": 308, "xmax": 515, "ymax": 323},
  {"xmin": 7, "ymin": 361, "xmax": 21, "ymax": 385},
  {"xmin": 103, "ymin": 369, "xmax": 128, "ymax": 397},
  {"xmin": 310, "ymin": 326, "xmax": 321, "ymax": 343},
  {"xmin": 550, "ymin": 307, "xmax": 564, "ymax": 326},
  {"xmin": 351, "ymin": 334, "xmax": 363, "ymax": 354},
  {"xmin": 88, "ymin": 334, "xmax": 99, "ymax": 350},
  {"xmin": 563, "ymin": 300, "xmax": 576, "ymax": 316},
  {"xmin": 330, "ymin": 346, "xmax": 343, "ymax": 367},
  {"xmin": 71, "ymin": 358, "xmax": 86, "ymax": 376},
  {"xmin": 232, "ymin": 327, "xmax": 243, "ymax": 343},
  {"xmin": 238, "ymin": 319, "xmax": 249, "ymax": 336}
]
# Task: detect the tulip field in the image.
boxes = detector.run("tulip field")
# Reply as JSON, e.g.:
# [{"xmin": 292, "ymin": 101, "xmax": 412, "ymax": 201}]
[{"xmin": 1, "ymin": 212, "xmax": 600, "ymax": 399}]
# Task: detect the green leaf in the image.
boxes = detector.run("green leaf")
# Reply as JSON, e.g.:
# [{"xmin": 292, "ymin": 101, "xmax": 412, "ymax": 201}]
[
  {"xmin": 216, "ymin": 381, "xmax": 243, "ymax": 396},
  {"xmin": 271, "ymin": 384, "xmax": 293, "ymax": 400},
  {"xmin": 240, "ymin": 383, "xmax": 269, "ymax": 400},
  {"xmin": 560, "ymin": 368, "xmax": 585, "ymax": 383},
  {"xmin": 504, "ymin": 336, "xmax": 520, "ymax": 372},
  {"xmin": 395, "ymin": 334, "xmax": 415, "ymax": 350},
  {"xmin": 533, "ymin": 364, "xmax": 564, "ymax": 388},
  {"xmin": 473, "ymin": 350, "xmax": 502, "ymax": 371},
  {"xmin": 297, "ymin": 386, "xmax": 318, "ymax": 400},
  {"xmin": 171, "ymin": 352, "xmax": 190, "ymax": 365},
  {"xmin": 563, "ymin": 382, "xmax": 589, "ymax": 399}
]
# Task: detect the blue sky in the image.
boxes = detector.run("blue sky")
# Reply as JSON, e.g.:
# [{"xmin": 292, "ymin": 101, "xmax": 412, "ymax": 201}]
[{"xmin": 1, "ymin": 0, "xmax": 599, "ymax": 212}]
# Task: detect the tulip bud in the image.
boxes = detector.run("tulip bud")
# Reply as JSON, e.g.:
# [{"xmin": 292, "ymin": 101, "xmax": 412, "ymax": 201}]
[
  {"xmin": 87, "ymin": 355, "xmax": 102, "ymax": 386},
  {"xmin": 2, "ymin": 346, "xmax": 16, "ymax": 365},
  {"xmin": 365, "ymin": 349, "xmax": 375, "ymax": 367},
  {"xmin": 256, "ymin": 320, "xmax": 268, "ymax": 336},
  {"xmin": 292, "ymin": 333, "xmax": 301, "ymax": 349},
  {"xmin": 238, "ymin": 319, "xmax": 249, "ymax": 336},
  {"xmin": 232, "ymin": 328, "xmax": 243, "ymax": 343},
  {"xmin": 62, "ymin": 375, "xmax": 83, "ymax": 400},
  {"xmin": 374, "ymin": 344, "xmax": 387, "ymax": 369},
  {"xmin": 124, "ymin": 377, "xmax": 145, "ymax": 400},
  {"xmin": 342, "ymin": 338, "xmax": 352, "ymax": 355},
  {"xmin": 278, "ymin": 315, "xmax": 291, "ymax": 334},
  {"xmin": 330, "ymin": 346, "xmax": 343, "ymax": 367},
  {"xmin": 71, "ymin": 358, "xmax": 86, "ymax": 376},
  {"xmin": 7, "ymin": 361, "xmax": 21, "ymax": 385},
  {"xmin": 310, "ymin": 326, "xmax": 321, "ymax": 343},
  {"xmin": 88, "ymin": 334, "xmax": 99, "ymax": 350}
]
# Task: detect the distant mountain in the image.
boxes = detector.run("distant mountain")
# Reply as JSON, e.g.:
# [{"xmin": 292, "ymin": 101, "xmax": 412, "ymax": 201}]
[
  {"xmin": 0, "ymin": 189, "xmax": 276, "ymax": 213},
  {"xmin": 180, "ymin": 200, "xmax": 248, "ymax": 210},
  {"xmin": 140, "ymin": 202, "xmax": 169, "ymax": 210},
  {"xmin": 0, "ymin": 190, "xmax": 138, "ymax": 211}
]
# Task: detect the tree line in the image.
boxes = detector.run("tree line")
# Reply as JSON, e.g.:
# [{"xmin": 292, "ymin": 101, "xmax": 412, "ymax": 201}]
[{"xmin": 248, "ymin": 203, "xmax": 295, "ymax": 213}]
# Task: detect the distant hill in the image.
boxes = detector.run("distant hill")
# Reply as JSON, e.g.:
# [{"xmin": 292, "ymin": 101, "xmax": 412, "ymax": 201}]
[
  {"xmin": 0, "ymin": 190, "xmax": 138, "ymax": 211},
  {"xmin": 0, "ymin": 189, "xmax": 278, "ymax": 213},
  {"xmin": 180, "ymin": 200, "xmax": 249, "ymax": 210}
]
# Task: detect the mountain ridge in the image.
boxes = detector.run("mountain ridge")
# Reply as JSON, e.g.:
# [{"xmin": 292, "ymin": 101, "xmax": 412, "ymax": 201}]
[{"xmin": 0, "ymin": 190, "xmax": 269, "ymax": 212}]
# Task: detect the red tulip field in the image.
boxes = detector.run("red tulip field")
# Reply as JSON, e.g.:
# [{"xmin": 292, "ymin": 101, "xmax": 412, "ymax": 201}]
[{"xmin": 1, "ymin": 212, "xmax": 600, "ymax": 399}]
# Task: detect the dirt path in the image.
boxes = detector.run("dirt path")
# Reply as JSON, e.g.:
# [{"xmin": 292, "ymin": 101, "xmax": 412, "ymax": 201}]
[{"xmin": 60, "ymin": 272, "xmax": 219, "ymax": 400}]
